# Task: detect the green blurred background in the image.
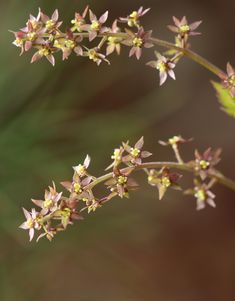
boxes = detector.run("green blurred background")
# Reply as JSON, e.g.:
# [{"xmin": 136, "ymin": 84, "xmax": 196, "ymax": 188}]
[{"xmin": 0, "ymin": 0, "xmax": 235, "ymax": 300}]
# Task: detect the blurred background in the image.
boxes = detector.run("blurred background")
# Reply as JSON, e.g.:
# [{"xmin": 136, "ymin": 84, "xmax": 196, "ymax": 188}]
[{"xmin": 0, "ymin": 0, "xmax": 235, "ymax": 300}]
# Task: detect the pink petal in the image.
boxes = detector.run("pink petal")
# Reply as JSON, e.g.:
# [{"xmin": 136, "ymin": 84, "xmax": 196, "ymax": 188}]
[
  {"xmin": 29, "ymin": 228, "xmax": 35, "ymax": 241},
  {"xmin": 189, "ymin": 20, "xmax": 202, "ymax": 31},
  {"xmin": 159, "ymin": 71, "xmax": 167, "ymax": 86},
  {"xmin": 99, "ymin": 11, "xmax": 108, "ymax": 24},
  {"xmin": 168, "ymin": 69, "xmax": 176, "ymax": 80},
  {"xmin": 46, "ymin": 54, "xmax": 55, "ymax": 66},
  {"xmin": 52, "ymin": 9, "xmax": 59, "ymax": 22},
  {"xmin": 22, "ymin": 207, "xmax": 31, "ymax": 219}
]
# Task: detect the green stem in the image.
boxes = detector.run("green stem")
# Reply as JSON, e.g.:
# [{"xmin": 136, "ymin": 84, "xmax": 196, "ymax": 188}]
[{"xmin": 149, "ymin": 37, "xmax": 226, "ymax": 78}]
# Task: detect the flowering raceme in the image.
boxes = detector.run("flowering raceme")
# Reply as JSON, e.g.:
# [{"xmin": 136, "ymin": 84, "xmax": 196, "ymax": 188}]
[
  {"xmin": 11, "ymin": 6, "xmax": 235, "ymax": 100},
  {"xmin": 19, "ymin": 136, "xmax": 235, "ymax": 242}
]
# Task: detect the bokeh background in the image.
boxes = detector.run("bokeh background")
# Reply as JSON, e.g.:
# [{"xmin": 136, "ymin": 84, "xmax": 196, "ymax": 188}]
[{"xmin": 0, "ymin": 0, "xmax": 235, "ymax": 300}]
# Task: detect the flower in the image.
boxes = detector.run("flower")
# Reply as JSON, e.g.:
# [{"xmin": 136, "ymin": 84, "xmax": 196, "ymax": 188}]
[
  {"xmin": 73, "ymin": 155, "xmax": 91, "ymax": 177},
  {"xmin": 81, "ymin": 9, "xmax": 109, "ymax": 41},
  {"xmin": 40, "ymin": 9, "xmax": 63, "ymax": 32},
  {"xmin": 53, "ymin": 29, "xmax": 83, "ymax": 60},
  {"xmin": 119, "ymin": 7, "xmax": 150, "ymax": 28},
  {"xmin": 84, "ymin": 47, "xmax": 110, "ymax": 65},
  {"xmin": 31, "ymin": 43, "xmax": 56, "ymax": 66},
  {"xmin": 185, "ymin": 180, "xmax": 216, "ymax": 210},
  {"xmin": 168, "ymin": 16, "xmax": 202, "ymax": 37},
  {"xmin": 31, "ymin": 182, "xmax": 62, "ymax": 215},
  {"xmin": 148, "ymin": 168, "xmax": 182, "ymax": 200},
  {"xmin": 106, "ymin": 20, "xmax": 122, "ymax": 56},
  {"xmin": 122, "ymin": 28, "xmax": 153, "ymax": 60},
  {"xmin": 159, "ymin": 135, "xmax": 193, "ymax": 147},
  {"xmin": 105, "ymin": 168, "xmax": 138, "ymax": 198},
  {"xmin": 122, "ymin": 136, "xmax": 152, "ymax": 165},
  {"xmin": 222, "ymin": 62, "xmax": 235, "ymax": 98},
  {"xmin": 191, "ymin": 148, "xmax": 221, "ymax": 180},
  {"xmin": 106, "ymin": 146, "xmax": 125, "ymax": 170},
  {"xmin": 71, "ymin": 6, "xmax": 89, "ymax": 32},
  {"xmin": 61, "ymin": 173, "xmax": 92, "ymax": 197},
  {"xmin": 147, "ymin": 52, "xmax": 176, "ymax": 85},
  {"xmin": 19, "ymin": 208, "xmax": 41, "ymax": 241}
]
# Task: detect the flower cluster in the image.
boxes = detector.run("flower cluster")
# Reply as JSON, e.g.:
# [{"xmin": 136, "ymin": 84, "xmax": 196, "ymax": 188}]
[
  {"xmin": 19, "ymin": 135, "xmax": 231, "ymax": 242},
  {"xmin": 147, "ymin": 16, "xmax": 202, "ymax": 85},
  {"xmin": 11, "ymin": 6, "xmax": 152, "ymax": 67},
  {"xmin": 12, "ymin": 7, "xmax": 235, "ymax": 98}
]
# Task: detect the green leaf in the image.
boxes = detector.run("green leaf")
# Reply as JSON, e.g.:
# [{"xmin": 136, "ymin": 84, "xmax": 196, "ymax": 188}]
[{"xmin": 212, "ymin": 81, "xmax": 235, "ymax": 118}]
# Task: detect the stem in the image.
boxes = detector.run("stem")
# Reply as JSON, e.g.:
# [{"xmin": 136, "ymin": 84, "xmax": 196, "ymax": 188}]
[
  {"xmin": 85, "ymin": 162, "xmax": 235, "ymax": 191},
  {"xmin": 149, "ymin": 37, "xmax": 226, "ymax": 78},
  {"xmin": 41, "ymin": 31, "xmax": 226, "ymax": 78}
]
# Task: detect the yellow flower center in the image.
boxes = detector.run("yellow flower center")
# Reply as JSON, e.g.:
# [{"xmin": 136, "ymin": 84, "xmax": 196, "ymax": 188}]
[
  {"xmin": 75, "ymin": 164, "xmax": 86, "ymax": 175},
  {"xmin": 117, "ymin": 176, "xmax": 128, "ymax": 185},
  {"xmin": 195, "ymin": 189, "xmax": 206, "ymax": 201},
  {"xmin": 179, "ymin": 24, "xmax": 190, "ymax": 33},
  {"xmin": 43, "ymin": 199, "xmax": 54, "ymax": 209},
  {"xmin": 88, "ymin": 49, "xmax": 99, "ymax": 62},
  {"xmin": 199, "ymin": 160, "xmax": 210, "ymax": 170},
  {"xmin": 157, "ymin": 61, "xmax": 167, "ymax": 72},
  {"xmin": 71, "ymin": 20, "xmax": 83, "ymax": 32},
  {"xmin": 130, "ymin": 148, "xmax": 140, "ymax": 158},
  {"xmin": 91, "ymin": 21, "xmax": 100, "ymax": 30},
  {"xmin": 133, "ymin": 37, "xmax": 143, "ymax": 47},
  {"xmin": 64, "ymin": 39, "xmax": 75, "ymax": 49},
  {"xmin": 39, "ymin": 47, "xmax": 50, "ymax": 56},
  {"xmin": 111, "ymin": 149, "xmax": 122, "ymax": 161},
  {"xmin": 26, "ymin": 218, "xmax": 34, "ymax": 228},
  {"xmin": 128, "ymin": 11, "xmax": 139, "ymax": 27},
  {"xmin": 27, "ymin": 32, "xmax": 37, "ymax": 41},
  {"xmin": 169, "ymin": 136, "xmax": 180, "ymax": 145},
  {"xmin": 46, "ymin": 20, "xmax": 56, "ymax": 30},
  {"xmin": 14, "ymin": 38, "xmax": 23, "ymax": 47},
  {"xmin": 161, "ymin": 177, "xmax": 171, "ymax": 188},
  {"xmin": 73, "ymin": 183, "xmax": 82, "ymax": 193}
]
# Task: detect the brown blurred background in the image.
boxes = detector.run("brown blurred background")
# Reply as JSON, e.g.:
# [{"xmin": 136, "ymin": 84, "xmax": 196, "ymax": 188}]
[{"xmin": 0, "ymin": 0, "xmax": 235, "ymax": 300}]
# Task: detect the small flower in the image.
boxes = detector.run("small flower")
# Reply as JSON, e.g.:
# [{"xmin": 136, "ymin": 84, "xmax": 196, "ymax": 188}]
[
  {"xmin": 192, "ymin": 148, "xmax": 221, "ymax": 180},
  {"xmin": 31, "ymin": 43, "xmax": 56, "ymax": 66},
  {"xmin": 185, "ymin": 180, "xmax": 216, "ymax": 210},
  {"xmin": 105, "ymin": 168, "xmax": 138, "ymax": 198},
  {"xmin": 168, "ymin": 16, "xmax": 202, "ymax": 37},
  {"xmin": 122, "ymin": 28, "xmax": 153, "ymax": 60},
  {"xmin": 71, "ymin": 6, "xmax": 89, "ymax": 32},
  {"xmin": 31, "ymin": 182, "xmax": 62, "ymax": 215},
  {"xmin": 106, "ymin": 146, "xmax": 125, "ymax": 170},
  {"xmin": 73, "ymin": 155, "xmax": 91, "ymax": 177},
  {"xmin": 147, "ymin": 52, "xmax": 176, "ymax": 85},
  {"xmin": 81, "ymin": 10, "xmax": 109, "ymax": 41},
  {"xmin": 159, "ymin": 135, "xmax": 193, "ymax": 147},
  {"xmin": 222, "ymin": 62, "xmax": 235, "ymax": 98},
  {"xmin": 40, "ymin": 9, "xmax": 62, "ymax": 32},
  {"xmin": 53, "ymin": 29, "xmax": 83, "ymax": 60},
  {"xmin": 119, "ymin": 7, "xmax": 150, "ymax": 28},
  {"xmin": 19, "ymin": 208, "xmax": 41, "ymax": 241},
  {"xmin": 84, "ymin": 47, "xmax": 110, "ymax": 65},
  {"xmin": 122, "ymin": 137, "xmax": 152, "ymax": 165},
  {"xmin": 106, "ymin": 20, "xmax": 122, "ymax": 56},
  {"xmin": 148, "ymin": 168, "xmax": 182, "ymax": 200},
  {"xmin": 61, "ymin": 171, "xmax": 93, "ymax": 199}
]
